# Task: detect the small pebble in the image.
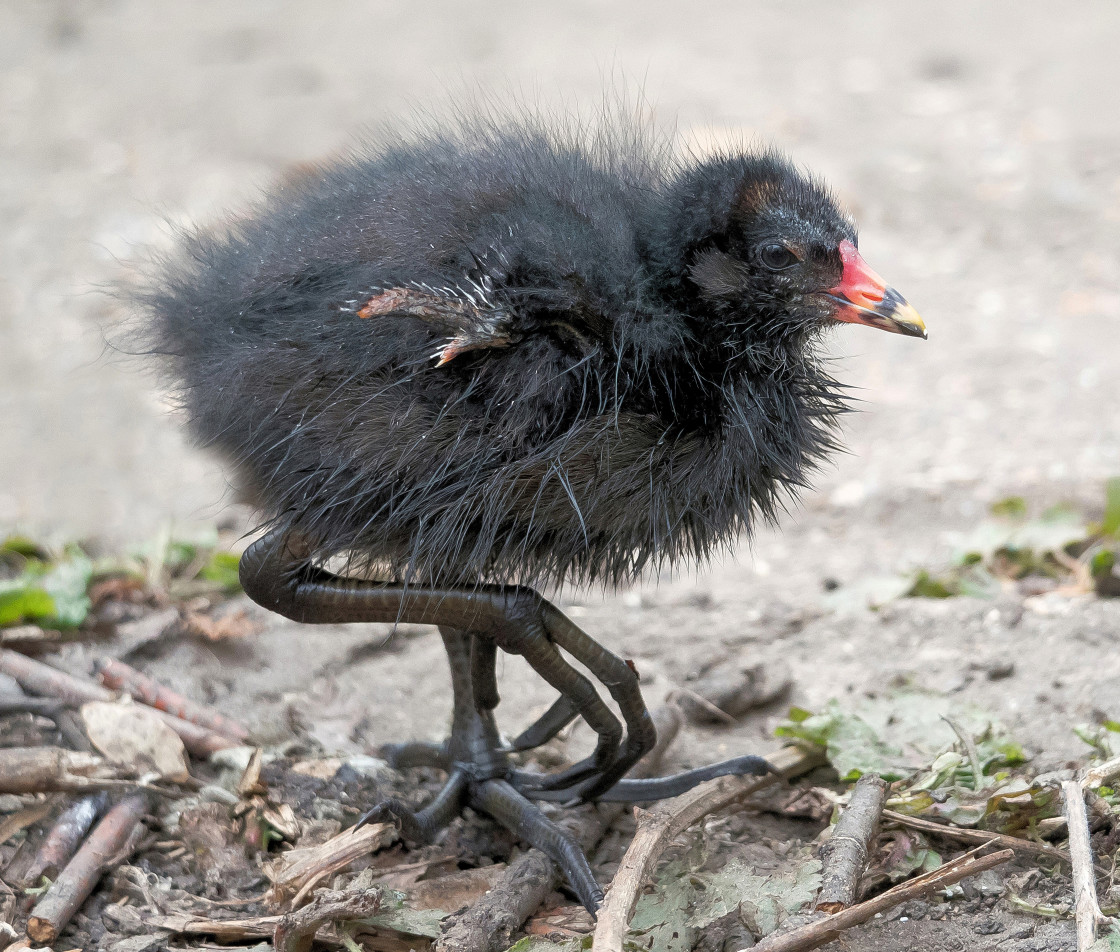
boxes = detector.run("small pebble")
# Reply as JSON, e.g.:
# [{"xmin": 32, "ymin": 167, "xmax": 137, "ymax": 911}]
[{"xmin": 199, "ymin": 784, "xmax": 240, "ymax": 805}]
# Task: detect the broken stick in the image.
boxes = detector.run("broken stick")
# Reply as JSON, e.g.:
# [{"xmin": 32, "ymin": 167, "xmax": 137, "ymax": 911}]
[
  {"xmin": 144, "ymin": 910, "xmax": 423, "ymax": 952},
  {"xmin": 273, "ymin": 887, "xmax": 383, "ymax": 952},
  {"xmin": 882, "ymin": 808, "xmax": 1073, "ymax": 867},
  {"xmin": 0, "ymin": 648, "xmax": 237, "ymax": 757},
  {"xmin": 0, "ymin": 748, "xmax": 115, "ymax": 794},
  {"xmin": 593, "ymin": 743, "xmax": 826, "ymax": 952},
  {"xmin": 1063, "ymin": 779, "xmax": 1112, "ymax": 951},
  {"xmin": 815, "ymin": 774, "xmax": 887, "ymax": 913},
  {"xmin": 751, "ymin": 846, "xmax": 1014, "ymax": 952},
  {"xmin": 433, "ymin": 704, "xmax": 685, "ymax": 952},
  {"xmin": 95, "ymin": 657, "xmax": 251, "ymax": 743},
  {"xmin": 21, "ymin": 793, "xmax": 109, "ymax": 888},
  {"xmin": 26, "ymin": 792, "xmax": 148, "ymax": 945},
  {"xmin": 266, "ymin": 821, "xmax": 397, "ymax": 906}
]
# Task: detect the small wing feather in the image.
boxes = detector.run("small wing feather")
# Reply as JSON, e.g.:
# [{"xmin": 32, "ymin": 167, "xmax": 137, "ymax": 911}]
[{"xmin": 357, "ymin": 285, "xmax": 516, "ymax": 365}]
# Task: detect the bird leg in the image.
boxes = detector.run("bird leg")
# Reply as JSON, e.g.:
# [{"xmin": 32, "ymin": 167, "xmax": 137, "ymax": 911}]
[
  {"xmin": 239, "ymin": 527, "xmax": 772, "ymax": 913},
  {"xmin": 506, "ymin": 695, "xmax": 580, "ymax": 752}
]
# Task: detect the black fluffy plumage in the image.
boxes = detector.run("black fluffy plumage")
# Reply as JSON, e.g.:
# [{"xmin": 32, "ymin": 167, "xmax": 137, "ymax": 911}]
[{"xmin": 142, "ymin": 111, "xmax": 868, "ymax": 590}]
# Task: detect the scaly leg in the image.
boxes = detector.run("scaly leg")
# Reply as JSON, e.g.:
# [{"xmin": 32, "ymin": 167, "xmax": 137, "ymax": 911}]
[{"xmin": 239, "ymin": 527, "xmax": 773, "ymax": 913}]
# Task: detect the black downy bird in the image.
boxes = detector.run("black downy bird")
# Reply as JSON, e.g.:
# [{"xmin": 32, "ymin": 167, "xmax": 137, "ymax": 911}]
[{"xmin": 142, "ymin": 108, "xmax": 924, "ymax": 914}]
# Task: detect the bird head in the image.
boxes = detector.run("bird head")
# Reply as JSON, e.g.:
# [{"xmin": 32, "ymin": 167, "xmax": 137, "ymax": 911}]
[{"xmin": 659, "ymin": 152, "xmax": 925, "ymax": 350}]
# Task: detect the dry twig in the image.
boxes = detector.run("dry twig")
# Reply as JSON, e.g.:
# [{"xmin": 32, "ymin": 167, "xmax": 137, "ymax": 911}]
[
  {"xmin": 881, "ymin": 808, "xmax": 1074, "ymax": 867},
  {"xmin": 0, "ymin": 648, "xmax": 236, "ymax": 757},
  {"xmin": 273, "ymin": 887, "xmax": 383, "ymax": 952},
  {"xmin": 433, "ymin": 704, "xmax": 685, "ymax": 952},
  {"xmin": 0, "ymin": 798, "xmax": 56, "ymax": 849},
  {"xmin": 266, "ymin": 821, "xmax": 397, "ymax": 907},
  {"xmin": 143, "ymin": 912, "xmax": 288, "ymax": 944},
  {"xmin": 750, "ymin": 846, "xmax": 1014, "ymax": 952},
  {"xmin": 0, "ymin": 650, "xmax": 110, "ymax": 706},
  {"xmin": 145, "ymin": 911, "xmax": 426, "ymax": 951},
  {"xmin": 593, "ymin": 743, "xmax": 826, "ymax": 952},
  {"xmin": 1062, "ymin": 780, "xmax": 1112, "ymax": 951},
  {"xmin": 815, "ymin": 774, "xmax": 887, "ymax": 913},
  {"xmin": 95, "ymin": 657, "xmax": 251, "ymax": 743},
  {"xmin": 1082, "ymin": 754, "xmax": 1120, "ymax": 792},
  {"xmin": 0, "ymin": 625, "xmax": 60, "ymax": 646},
  {"xmin": 0, "ymin": 748, "xmax": 121, "ymax": 794},
  {"xmin": 0, "ymin": 697, "xmax": 66, "ymax": 718},
  {"xmin": 26, "ymin": 793, "xmax": 148, "ymax": 944},
  {"xmin": 20, "ymin": 793, "xmax": 108, "ymax": 888}
]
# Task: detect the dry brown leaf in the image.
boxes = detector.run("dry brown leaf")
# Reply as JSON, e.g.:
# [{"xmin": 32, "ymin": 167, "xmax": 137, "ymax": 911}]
[
  {"xmin": 262, "ymin": 803, "xmax": 300, "ymax": 842},
  {"xmin": 80, "ymin": 701, "xmax": 190, "ymax": 782},
  {"xmin": 89, "ymin": 576, "xmax": 148, "ymax": 608},
  {"xmin": 237, "ymin": 748, "xmax": 265, "ymax": 797},
  {"xmin": 181, "ymin": 608, "xmax": 257, "ymax": 642},
  {"xmin": 525, "ymin": 903, "xmax": 595, "ymax": 937},
  {"xmin": 404, "ymin": 865, "xmax": 507, "ymax": 912}
]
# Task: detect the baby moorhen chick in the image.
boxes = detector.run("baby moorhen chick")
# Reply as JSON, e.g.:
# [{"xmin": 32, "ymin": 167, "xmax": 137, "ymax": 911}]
[{"xmin": 143, "ymin": 111, "xmax": 924, "ymax": 913}]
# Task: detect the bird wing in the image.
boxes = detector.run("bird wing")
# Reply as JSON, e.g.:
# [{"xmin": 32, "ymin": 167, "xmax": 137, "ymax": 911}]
[{"xmin": 356, "ymin": 283, "xmax": 517, "ymax": 366}]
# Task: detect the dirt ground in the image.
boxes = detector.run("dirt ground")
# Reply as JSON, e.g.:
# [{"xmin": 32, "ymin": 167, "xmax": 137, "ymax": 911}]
[{"xmin": 3, "ymin": 2, "xmax": 1120, "ymax": 949}]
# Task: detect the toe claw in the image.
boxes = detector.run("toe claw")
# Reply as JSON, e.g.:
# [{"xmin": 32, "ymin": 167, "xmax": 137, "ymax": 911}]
[{"xmin": 357, "ymin": 798, "xmax": 433, "ymax": 843}]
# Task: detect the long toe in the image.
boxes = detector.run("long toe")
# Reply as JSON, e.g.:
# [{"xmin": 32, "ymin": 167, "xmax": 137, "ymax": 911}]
[
  {"xmin": 471, "ymin": 779, "xmax": 604, "ymax": 916},
  {"xmin": 379, "ymin": 740, "xmax": 451, "ymax": 770},
  {"xmin": 356, "ymin": 799, "xmax": 435, "ymax": 843},
  {"xmin": 587, "ymin": 754, "xmax": 775, "ymax": 803},
  {"xmin": 359, "ymin": 768, "xmax": 470, "ymax": 844}
]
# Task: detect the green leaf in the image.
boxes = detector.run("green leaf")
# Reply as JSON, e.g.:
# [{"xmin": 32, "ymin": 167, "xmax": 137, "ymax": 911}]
[
  {"xmin": 199, "ymin": 551, "xmax": 243, "ymax": 593},
  {"xmin": 776, "ymin": 701, "xmax": 912, "ymax": 781},
  {"xmin": 629, "ymin": 858, "xmax": 697, "ymax": 952},
  {"xmin": 1, "ymin": 535, "xmax": 47, "ymax": 559},
  {"xmin": 1076, "ymin": 723, "xmax": 1120, "ymax": 759},
  {"xmin": 722, "ymin": 859, "xmax": 821, "ymax": 938},
  {"xmin": 890, "ymin": 776, "xmax": 1061, "ymax": 831},
  {"xmin": 0, "ymin": 586, "xmax": 56, "ymax": 626},
  {"xmin": 1108, "ymin": 922, "xmax": 1120, "ymax": 952},
  {"xmin": 38, "ymin": 550, "xmax": 93, "ymax": 627},
  {"xmin": 907, "ymin": 570, "xmax": 956, "ymax": 598},
  {"xmin": 694, "ymin": 858, "xmax": 821, "ymax": 934},
  {"xmin": 1092, "ymin": 550, "xmax": 1116, "ymax": 578},
  {"xmin": 360, "ymin": 892, "xmax": 447, "ymax": 939},
  {"xmin": 0, "ymin": 547, "xmax": 92, "ymax": 628},
  {"xmin": 990, "ymin": 496, "xmax": 1027, "ymax": 519},
  {"xmin": 1010, "ymin": 506, "xmax": 1086, "ymax": 556},
  {"xmin": 887, "ymin": 839, "xmax": 942, "ymax": 881},
  {"xmin": 1102, "ymin": 478, "xmax": 1120, "ymax": 539},
  {"xmin": 505, "ymin": 938, "xmax": 589, "ymax": 952}
]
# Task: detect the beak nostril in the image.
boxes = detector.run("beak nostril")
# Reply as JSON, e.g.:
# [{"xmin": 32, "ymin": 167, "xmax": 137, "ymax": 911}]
[{"xmin": 849, "ymin": 288, "xmax": 885, "ymax": 308}]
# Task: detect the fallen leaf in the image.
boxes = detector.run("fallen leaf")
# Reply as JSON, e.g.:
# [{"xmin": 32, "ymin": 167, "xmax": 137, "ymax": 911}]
[
  {"xmin": 81, "ymin": 700, "xmax": 190, "ymax": 782},
  {"xmin": 405, "ymin": 865, "xmax": 506, "ymax": 911},
  {"xmin": 524, "ymin": 904, "xmax": 594, "ymax": 937},
  {"xmin": 358, "ymin": 890, "xmax": 447, "ymax": 938},
  {"xmin": 182, "ymin": 608, "xmax": 257, "ymax": 641}
]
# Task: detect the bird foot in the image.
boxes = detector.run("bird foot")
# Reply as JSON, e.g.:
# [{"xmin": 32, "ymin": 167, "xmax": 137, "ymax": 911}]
[{"xmin": 367, "ymin": 732, "xmax": 773, "ymax": 915}]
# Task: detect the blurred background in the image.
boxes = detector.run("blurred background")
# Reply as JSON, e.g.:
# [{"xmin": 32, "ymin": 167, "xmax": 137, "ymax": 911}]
[{"xmin": 2, "ymin": 0, "xmax": 1117, "ymax": 548}]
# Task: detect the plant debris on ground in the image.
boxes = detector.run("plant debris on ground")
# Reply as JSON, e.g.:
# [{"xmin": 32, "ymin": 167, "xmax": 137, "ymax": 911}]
[
  {"xmin": 2, "ymin": 509, "xmax": 1120, "ymax": 951},
  {"xmin": 906, "ymin": 479, "xmax": 1120, "ymax": 601}
]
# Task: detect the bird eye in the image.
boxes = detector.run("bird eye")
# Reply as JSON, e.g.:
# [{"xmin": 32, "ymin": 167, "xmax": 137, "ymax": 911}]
[{"xmin": 758, "ymin": 243, "xmax": 799, "ymax": 271}]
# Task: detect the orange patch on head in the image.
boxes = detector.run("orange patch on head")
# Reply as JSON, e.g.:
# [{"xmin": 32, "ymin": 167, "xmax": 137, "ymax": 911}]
[{"xmin": 736, "ymin": 180, "xmax": 779, "ymax": 216}]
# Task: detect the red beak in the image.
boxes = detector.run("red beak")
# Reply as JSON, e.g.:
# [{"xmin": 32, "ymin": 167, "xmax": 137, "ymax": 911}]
[{"xmin": 827, "ymin": 240, "xmax": 926, "ymax": 339}]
